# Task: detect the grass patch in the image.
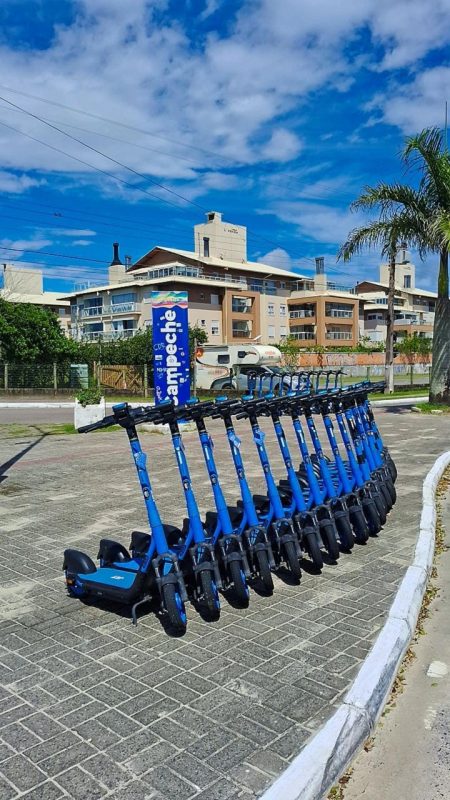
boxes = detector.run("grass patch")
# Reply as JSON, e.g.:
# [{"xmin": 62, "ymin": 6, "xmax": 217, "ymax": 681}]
[
  {"xmin": 0, "ymin": 422, "xmax": 123, "ymax": 438},
  {"xmin": 413, "ymin": 402, "xmax": 450, "ymax": 414}
]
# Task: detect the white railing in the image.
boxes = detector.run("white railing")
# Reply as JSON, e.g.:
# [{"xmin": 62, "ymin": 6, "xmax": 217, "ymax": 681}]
[
  {"xmin": 81, "ymin": 329, "xmax": 137, "ymax": 341},
  {"xmin": 291, "ymin": 332, "xmax": 315, "ymax": 340},
  {"xmin": 327, "ymin": 309, "xmax": 353, "ymax": 318},
  {"xmin": 75, "ymin": 302, "xmax": 139, "ymax": 318},
  {"xmin": 326, "ymin": 282, "xmax": 355, "ymax": 293},
  {"xmin": 289, "ymin": 309, "xmax": 315, "ymax": 318},
  {"xmin": 108, "ymin": 302, "xmax": 139, "ymax": 314},
  {"xmin": 232, "ymin": 329, "xmax": 252, "ymax": 338},
  {"xmin": 326, "ymin": 331, "xmax": 352, "ymax": 340},
  {"xmin": 124, "ymin": 267, "xmax": 247, "ymax": 287}
]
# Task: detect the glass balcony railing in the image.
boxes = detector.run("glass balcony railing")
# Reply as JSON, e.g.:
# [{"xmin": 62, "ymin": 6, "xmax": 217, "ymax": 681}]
[
  {"xmin": 327, "ymin": 309, "xmax": 353, "ymax": 318},
  {"xmin": 326, "ymin": 331, "xmax": 352, "ymax": 340},
  {"xmin": 81, "ymin": 329, "xmax": 136, "ymax": 341},
  {"xmin": 232, "ymin": 328, "xmax": 251, "ymax": 338},
  {"xmin": 291, "ymin": 332, "xmax": 315, "ymax": 340},
  {"xmin": 232, "ymin": 302, "xmax": 252, "ymax": 313},
  {"xmin": 75, "ymin": 302, "xmax": 139, "ymax": 318},
  {"xmin": 289, "ymin": 309, "xmax": 315, "ymax": 318}
]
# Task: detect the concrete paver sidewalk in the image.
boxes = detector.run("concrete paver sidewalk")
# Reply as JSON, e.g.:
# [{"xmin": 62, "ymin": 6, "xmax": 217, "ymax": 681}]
[{"xmin": 0, "ymin": 408, "xmax": 449, "ymax": 800}]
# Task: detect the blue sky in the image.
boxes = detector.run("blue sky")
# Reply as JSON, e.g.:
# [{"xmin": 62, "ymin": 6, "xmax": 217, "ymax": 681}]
[{"xmin": 0, "ymin": 0, "xmax": 449, "ymax": 294}]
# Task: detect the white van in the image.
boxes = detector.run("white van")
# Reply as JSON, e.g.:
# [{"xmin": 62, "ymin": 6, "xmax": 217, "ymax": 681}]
[{"xmin": 195, "ymin": 344, "xmax": 284, "ymax": 391}]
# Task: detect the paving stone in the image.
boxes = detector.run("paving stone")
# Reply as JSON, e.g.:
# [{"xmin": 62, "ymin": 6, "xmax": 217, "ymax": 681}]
[
  {"xmin": 0, "ymin": 775, "xmax": 18, "ymax": 800},
  {"xmin": 207, "ymin": 738, "xmax": 255, "ymax": 771},
  {"xmin": 20, "ymin": 782, "xmax": 65, "ymax": 800},
  {"xmin": 83, "ymin": 754, "xmax": 130, "ymax": 790},
  {"xmin": 55, "ymin": 766, "xmax": 107, "ymax": 800},
  {"xmin": 39, "ymin": 742, "xmax": 97, "ymax": 777},
  {"xmin": 2, "ymin": 723, "xmax": 42, "ymax": 753},
  {"xmin": 26, "ymin": 733, "xmax": 80, "ymax": 765},
  {"xmin": 143, "ymin": 766, "xmax": 196, "ymax": 799},
  {"xmin": 125, "ymin": 739, "xmax": 178, "ymax": 776},
  {"xmin": 0, "ymin": 755, "xmax": 46, "ymax": 793}
]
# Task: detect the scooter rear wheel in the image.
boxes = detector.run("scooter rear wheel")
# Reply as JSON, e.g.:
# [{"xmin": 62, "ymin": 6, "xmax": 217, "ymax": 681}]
[
  {"xmin": 256, "ymin": 550, "xmax": 274, "ymax": 594},
  {"xmin": 363, "ymin": 501, "xmax": 382, "ymax": 535},
  {"xmin": 349, "ymin": 508, "xmax": 370, "ymax": 543},
  {"xmin": 162, "ymin": 584, "xmax": 187, "ymax": 633},
  {"xmin": 284, "ymin": 540, "xmax": 301, "ymax": 579},
  {"xmin": 229, "ymin": 560, "xmax": 250, "ymax": 607},
  {"xmin": 305, "ymin": 531, "xmax": 323, "ymax": 570}
]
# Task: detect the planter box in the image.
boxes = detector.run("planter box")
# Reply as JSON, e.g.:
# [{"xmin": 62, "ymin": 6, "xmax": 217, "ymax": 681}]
[{"xmin": 74, "ymin": 397, "xmax": 106, "ymax": 430}]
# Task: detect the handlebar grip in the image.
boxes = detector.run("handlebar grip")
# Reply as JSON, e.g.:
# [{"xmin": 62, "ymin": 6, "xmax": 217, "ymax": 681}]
[{"xmin": 77, "ymin": 413, "xmax": 116, "ymax": 433}]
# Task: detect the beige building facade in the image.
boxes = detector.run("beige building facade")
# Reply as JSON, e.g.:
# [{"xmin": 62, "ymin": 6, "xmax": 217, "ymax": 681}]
[
  {"xmin": 1, "ymin": 264, "xmax": 70, "ymax": 332},
  {"xmin": 63, "ymin": 213, "xmax": 363, "ymax": 347}
]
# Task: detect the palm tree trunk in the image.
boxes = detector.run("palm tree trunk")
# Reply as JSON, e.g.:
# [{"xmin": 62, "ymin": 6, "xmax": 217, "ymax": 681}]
[
  {"xmin": 430, "ymin": 249, "xmax": 450, "ymax": 404},
  {"xmin": 384, "ymin": 252, "xmax": 396, "ymax": 394}
]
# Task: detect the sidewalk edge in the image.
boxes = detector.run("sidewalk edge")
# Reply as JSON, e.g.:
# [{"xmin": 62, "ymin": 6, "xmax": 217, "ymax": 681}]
[{"xmin": 260, "ymin": 449, "xmax": 450, "ymax": 800}]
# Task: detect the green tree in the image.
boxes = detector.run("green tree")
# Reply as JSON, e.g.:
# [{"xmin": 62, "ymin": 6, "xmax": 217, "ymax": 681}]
[
  {"xmin": 277, "ymin": 335, "xmax": 300, "ymax": 368},
  {"xmin": 340, "ymin": 128, "xmax": 450, "ymax": 403},
  {"xmin": 0, "ymin": 299, "xmax": 76, "ymax": 362},
  {"xmin": 339, "ymin": 214, "xmax": 420, "ymax": 392}
]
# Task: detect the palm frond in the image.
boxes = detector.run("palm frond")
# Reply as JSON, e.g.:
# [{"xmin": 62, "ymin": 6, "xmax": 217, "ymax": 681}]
[{"xmin": 403, "ymin": 127, "xmax": 450, "ymax": 209}]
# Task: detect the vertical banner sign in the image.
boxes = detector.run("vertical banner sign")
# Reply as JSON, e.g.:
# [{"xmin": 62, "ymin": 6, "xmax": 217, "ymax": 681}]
[{"xmin": 152, "ymin": 291, "xmax": 190, "ymax": 406}]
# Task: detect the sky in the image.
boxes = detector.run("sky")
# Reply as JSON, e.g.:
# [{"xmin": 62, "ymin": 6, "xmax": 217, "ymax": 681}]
[{"xmin": 0, "ymin": 0, "xmax": 449, "ymax": 294}]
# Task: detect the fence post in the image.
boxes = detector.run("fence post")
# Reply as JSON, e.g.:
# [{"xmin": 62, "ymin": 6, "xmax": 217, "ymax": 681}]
[
  {"xmin": 410, "ymin": 363, "xmax": 414, "ymax": 388},
  {"xmin": 53, "ymin": 362, "xmax": 58, "ymax": 393},
  {"xmin": 366, "ymin": 365, "xmax": 370, "ymax": 382},
  {"xmin": 144, "ymin": 363, "xmax": 148, "ymax": 398},
  {"xmin": 4, "ymin": 363, "xmax": 8, "ymax": 390}
]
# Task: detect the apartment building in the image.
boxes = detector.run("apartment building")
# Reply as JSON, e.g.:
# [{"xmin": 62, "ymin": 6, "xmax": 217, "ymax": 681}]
[
  {"xmin": 355, "ymin": 247, "xmax": 436, "ymax": 344},
  {"xmin": 63, "ymin": 212, "xmax": 362, "ymax": 346},
  {"xmin": 1, "ymin": 264, "xmax": 70, "ymax": 332}
]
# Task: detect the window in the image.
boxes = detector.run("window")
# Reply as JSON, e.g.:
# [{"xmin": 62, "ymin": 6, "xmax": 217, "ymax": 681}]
[
  {"xmin": 404, "ymin": 275, "xmax": 411, "ymax": 288},
  {"xmin": 280, "ymin": 282, "xmax": 286, "ymax": 289},
  {"xmin": 218, "ymin": 354, "xmax": 230, "ymax": 364},
  {"xmin": 200, "ymin": 319, "xmax": 206, "ymax": 327},
  {"xmin": 268, "ymin": 303, "xmax": 275, "ymax": 315},
  {"xmin": 264, "ymin": 280, "xmax": 276, "ymax": 292},
  {"xmin": 111, "ymin": 292, "xmax": 136, "ymax": 304},
  {"xmin": 200, "ymin": 292, "xmax": 205, "ymax": 301},
  {"xmin": 280, "ymin": 325, "xmax": 287, "ymax": 337},
  {"xmin": 211, "ymin": 320, "xmax": 219, "ymax": 335},
  {"xmin": 268, "ymin": 325, "xmax": 275, "ymax": 339},
  {"xmin": 203, "ymin": 237, "xmax": 210, "ymax": 257},
  {"xmin": 58, "ymin": 307, "xmax": 67, "ymax": 315},
  {"xmin": 211, "ymin": 293, "xmax": 219, "ymax": 305},
  {"xmin": 280, "ymin": 304, "xmax": 287, "ymax": 316}
]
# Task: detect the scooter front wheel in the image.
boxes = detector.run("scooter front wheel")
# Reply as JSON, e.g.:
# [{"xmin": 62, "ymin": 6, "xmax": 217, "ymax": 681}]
[
  {"xmin": 162, "ymin": 584, "xmax": 187, "ymax": 633},
  {"xmin": 200, "ymin": 570, "xmax": 220, "ymax": 619},
  {"xmin": 229, "ymin": 560, "xmax": 250, "ymax": 607},
  {"xmin": 335, "ymin": 516, "xmax": 354, "ymax": 552},
  {"xmin": 321, "ymin": 523, "xmax": 340, "ymax": 560},
  {"xmin": 284, "ymin": 540, "xmax": 301, "ymax": 580},
  {"xmin": 256, "ymin": 550, "xmax": 274, "ymax": 594},
  {"xmin": 305, "ymin": 531, "xmax": 323, "ymax": 570}
]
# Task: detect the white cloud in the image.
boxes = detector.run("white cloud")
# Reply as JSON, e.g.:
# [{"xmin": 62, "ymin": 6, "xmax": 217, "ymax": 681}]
[
  {"xmin": 379, "ymin": 67, "xmax": 450, "ymax": 133},
  {"xmin": 258, "ymin": 247, "xmax": 293, "ymax": 269},
  {"xmin": 0, "ymin": 170, "xmax": 44, "ymax": 193},
  {"xmin": 55, "ymin": 228, "xmax": 97, "ymax": 237},
  {"xmin": 71, "ymin": 239, "xmax": 93, "ymax": 246},
  {"xmin": 0, "ymin": 237, "xmax": 52, "ymax": 253},
  {"xmin": 0, "ymin": 0, "xmax": 448, "ymax": 202}
]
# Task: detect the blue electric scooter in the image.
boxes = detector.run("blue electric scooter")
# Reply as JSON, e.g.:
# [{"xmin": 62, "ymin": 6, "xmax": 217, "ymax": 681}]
[{"xmin": 64, "ymin": 402, "xmax": 189, "ymax": 631}]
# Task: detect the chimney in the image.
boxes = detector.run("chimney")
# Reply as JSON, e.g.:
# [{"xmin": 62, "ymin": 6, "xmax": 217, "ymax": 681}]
[
  {"xmin": 314, "ymin": 256, "xmax": 327, "ymax": 291},
  {"xmin": 125, "ymin": 255, "xmax": 132, "ymax": 269},
  {"xmin": 110, "ymin": 242, "xmax": 123, "ymax": 266},
  {"xmin": 315, "ymin": 256, "xmax": 325, "ymax": 275}
]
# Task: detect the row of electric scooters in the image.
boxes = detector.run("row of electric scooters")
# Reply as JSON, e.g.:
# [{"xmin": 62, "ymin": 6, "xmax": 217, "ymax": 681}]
[{"xmin": 63, "ymin": 370, "xmax": 397, "ymax": 633}]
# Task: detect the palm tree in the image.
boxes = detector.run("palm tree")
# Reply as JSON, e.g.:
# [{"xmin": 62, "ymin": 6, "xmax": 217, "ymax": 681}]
[
  {"xmin": 339, "ymin": 212, "xmax": 422, "ymax": 393},
  {"xmin": 339, "ymin": 128, "xmax": 450, "ymax": 403}
]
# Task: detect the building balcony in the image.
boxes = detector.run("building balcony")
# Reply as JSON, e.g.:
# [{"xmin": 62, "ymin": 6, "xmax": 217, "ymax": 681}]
[
  {"xmin": 326, "ymin": 331, "xmax": 353, "ymax": 340},
  {"xmin": 289, "ymin": 309, "xmax": 315, "ymax": 319},
  {"xmin": 290, "ymin": 332, "xmax": 316, "ymax": 340},
  {"xmin": 80, "ymin": 329, "xmax": 137, "ymax": 341},
  {"xmin": 73, "ymin": 302, "xmax": 140, "ymax": 319},
  {"xmin": 326, "ymin": 309, "xmax": 353, "ymax": 319}
]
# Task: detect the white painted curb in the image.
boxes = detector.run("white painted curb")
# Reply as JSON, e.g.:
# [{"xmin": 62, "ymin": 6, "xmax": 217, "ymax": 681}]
[{"xmin": 261, "ymin": 449, "xmax": 450, "ymax": 800}]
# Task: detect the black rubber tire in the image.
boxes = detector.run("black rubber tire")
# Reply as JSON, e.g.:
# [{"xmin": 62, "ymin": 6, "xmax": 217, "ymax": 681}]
[
  {"xmin": 385, "ymin": 477, "xmax": 397, "ymax": 505},
  {"xmin": 229, "ymin": 559, "xmax": 250, "ymax": 607},
  {"xmin": 385, "ymin": 453, "xmax": 397, "ymax": 482},
  {"xmin": 162, "ymin": 583, "xmax": 187, "ymax": 633},
  {"xmin": 363, "ymin": 500, "xmax": 382, "ymax": 535},
  {"xmin": 371, "ymin": 489, "xmax": 387, "ymax": 525},
  {"xmin": 255, "ymin": 550, "xmax": 274, "ymax": 594},
  {"xmin": 305, "ymin": 532, "xmax": 323, "ymax": 570},
  {"xmin": 335, "ymin": 515, "xmax": 354, "ymax": 551},
  {"xmin": 379, "ymin": 481, "xmax": 394, "ymax": 511},
  {"xmin": 349, "ymin": 508, "xmax": 370, "ymax": 543},
  {"xmin": 284, "ymin": 540, "xmax": 302, "ymax": 579},
  {"xmin": 200, "ymin": 570, "xmax": 220, "ymax": 619},
  {"xmin": 321, "ymin": 523, "xmax": 340, "ymax": 560}
]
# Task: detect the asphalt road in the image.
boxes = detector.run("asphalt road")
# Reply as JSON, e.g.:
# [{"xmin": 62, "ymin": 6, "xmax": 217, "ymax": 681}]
[
  {"xmin": 0, "ymin": 407, "xmax": 75, "ymax": 424},
  {"xmin": 344, "ymin": 487, "xmax": 450, "ymax": 800}
]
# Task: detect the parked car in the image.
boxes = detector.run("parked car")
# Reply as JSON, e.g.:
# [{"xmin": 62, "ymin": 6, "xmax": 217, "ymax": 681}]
[{"xmin": 211, "ymin": 365, "xmax": 298, "ymax": 393}]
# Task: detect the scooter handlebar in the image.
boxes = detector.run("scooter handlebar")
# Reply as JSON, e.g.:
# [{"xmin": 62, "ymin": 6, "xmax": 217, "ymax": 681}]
[{"xmin": 77, "ymin": 413, "xmax": 116, "ymax": 433}]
